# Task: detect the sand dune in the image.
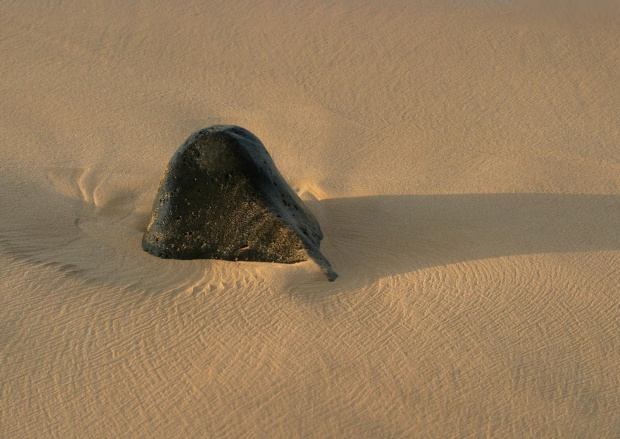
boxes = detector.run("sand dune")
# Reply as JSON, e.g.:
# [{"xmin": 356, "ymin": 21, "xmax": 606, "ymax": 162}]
[{"xmin": 1, "ymin": 0, "xmax": 619, "ymax": 437}]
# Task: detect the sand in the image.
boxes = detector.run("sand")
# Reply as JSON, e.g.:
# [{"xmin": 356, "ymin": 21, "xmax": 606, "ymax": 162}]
[{"xmin": 1, "ymin": 0, "xmax": 619, "ymax": 437}]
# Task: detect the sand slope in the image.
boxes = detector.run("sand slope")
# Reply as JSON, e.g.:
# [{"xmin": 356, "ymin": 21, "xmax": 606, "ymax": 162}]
[{"xmin": 1, "ymin": 1, "xmax": 619, "ymax": 437}]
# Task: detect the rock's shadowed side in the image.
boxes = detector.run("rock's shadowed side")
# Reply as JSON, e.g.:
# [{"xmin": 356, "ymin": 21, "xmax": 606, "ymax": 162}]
[{"xmin": 142, "ymin": 125, "xmax": 337, "ymax": 281}]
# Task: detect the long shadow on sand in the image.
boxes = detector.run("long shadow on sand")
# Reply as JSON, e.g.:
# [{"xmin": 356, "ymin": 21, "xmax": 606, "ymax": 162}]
[{"xmin": 310, "ymin": 193, "xmax": 619, "ymax": 286}]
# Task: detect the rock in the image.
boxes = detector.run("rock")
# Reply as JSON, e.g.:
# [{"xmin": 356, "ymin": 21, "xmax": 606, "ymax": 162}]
[{"xmin": 142, "ymin": 125, "xmax": 337, "ymax": 281}]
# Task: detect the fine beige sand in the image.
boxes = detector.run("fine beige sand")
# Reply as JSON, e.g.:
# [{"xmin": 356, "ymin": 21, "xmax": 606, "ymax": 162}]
[{"xmin": 1, "ymin": 1, "xmax": 619, "ymax": 437}]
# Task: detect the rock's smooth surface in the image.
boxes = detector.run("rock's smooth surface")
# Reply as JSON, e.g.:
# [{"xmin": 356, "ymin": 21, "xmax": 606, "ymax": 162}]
[{"xmin": 142, "ymin": 125, "xmax": 337, "ymax": 281}]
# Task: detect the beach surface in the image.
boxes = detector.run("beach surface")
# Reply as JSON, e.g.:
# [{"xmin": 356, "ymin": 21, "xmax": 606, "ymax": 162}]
[{"xmin": 1, "ymin": 0, "xmax": 619, "ymax": 437}]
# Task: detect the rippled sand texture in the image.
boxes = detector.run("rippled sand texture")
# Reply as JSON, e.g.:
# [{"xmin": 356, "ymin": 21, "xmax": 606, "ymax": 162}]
[{"xmin": 1, "ymin": 1, "xmax": 619, "ymax": 437}]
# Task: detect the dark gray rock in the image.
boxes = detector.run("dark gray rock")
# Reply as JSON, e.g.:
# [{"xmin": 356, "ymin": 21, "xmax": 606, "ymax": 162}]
[{"xmin": 142, "ymin": 125, "xmax": 337, "ymax": 281}]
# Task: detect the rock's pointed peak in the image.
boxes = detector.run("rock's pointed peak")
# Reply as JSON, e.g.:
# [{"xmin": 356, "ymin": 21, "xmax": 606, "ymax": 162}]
[{"xmin": 142, "ymin": 125, "xmax": 337, "ymax": 281}]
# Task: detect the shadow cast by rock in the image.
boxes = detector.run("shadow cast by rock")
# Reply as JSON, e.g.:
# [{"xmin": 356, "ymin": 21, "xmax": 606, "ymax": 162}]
[{"xmin": 310, "ymin": 193, "xmax": 619, "ymax": 288}]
